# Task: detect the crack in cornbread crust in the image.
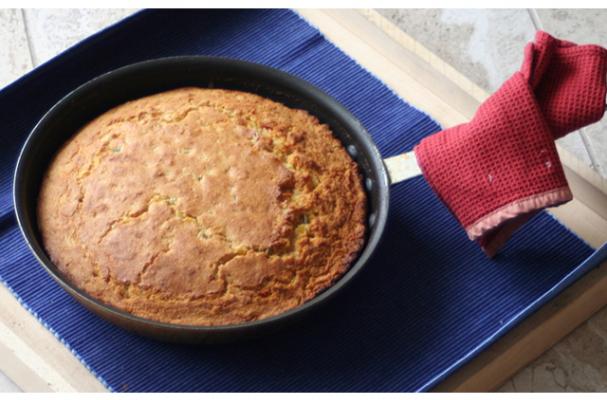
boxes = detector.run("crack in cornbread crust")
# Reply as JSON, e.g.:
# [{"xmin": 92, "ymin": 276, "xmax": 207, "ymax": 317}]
[{"xmin": 38, "ymin": 87, "xmax": 366, "ymax": 326}]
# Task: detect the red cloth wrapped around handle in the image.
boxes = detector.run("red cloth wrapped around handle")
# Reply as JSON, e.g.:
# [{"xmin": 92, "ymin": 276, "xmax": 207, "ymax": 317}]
[{"xmin": 414, "ymin": 31, "xmax": 607, "ymax": 257}]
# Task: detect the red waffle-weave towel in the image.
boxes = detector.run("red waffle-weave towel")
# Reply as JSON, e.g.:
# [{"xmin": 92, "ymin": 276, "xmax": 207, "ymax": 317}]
[{"xmin": 414, "ymin": 31, "xmax": 607, "ymax": 256}]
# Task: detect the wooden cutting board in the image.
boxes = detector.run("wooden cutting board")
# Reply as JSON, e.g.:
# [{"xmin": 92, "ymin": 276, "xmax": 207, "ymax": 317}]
[{"xmin": 1, "ymin": 9, "xmax": 606, "ymax": 392}]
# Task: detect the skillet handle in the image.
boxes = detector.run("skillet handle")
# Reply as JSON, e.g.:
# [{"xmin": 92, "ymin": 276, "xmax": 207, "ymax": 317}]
[{"xmin": 383, "ymin": 151, "xmax": 422, "ymax": 185}]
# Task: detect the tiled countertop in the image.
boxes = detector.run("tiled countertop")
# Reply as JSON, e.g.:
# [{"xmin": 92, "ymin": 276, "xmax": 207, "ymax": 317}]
[{"xmin": 0, "ymin": 8, "xmax": 605, "ymax": 393}]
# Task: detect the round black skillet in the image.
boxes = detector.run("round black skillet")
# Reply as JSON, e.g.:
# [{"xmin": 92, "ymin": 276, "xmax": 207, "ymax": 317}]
[{"xmin": 13, "ymin": 57, "xmax": 391, "ymax": 343}]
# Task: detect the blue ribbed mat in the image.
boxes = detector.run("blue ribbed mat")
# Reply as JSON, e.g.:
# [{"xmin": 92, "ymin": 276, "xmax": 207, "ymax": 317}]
[{"xmin": 1, "ymin": 9, "xmax": 605, "ymax": 392}]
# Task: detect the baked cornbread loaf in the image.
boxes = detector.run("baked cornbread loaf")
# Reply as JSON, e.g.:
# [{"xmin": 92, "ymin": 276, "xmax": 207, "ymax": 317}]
[{"xmin": 38, "ymin": 87, "xmax": 366, "ymax": 326}]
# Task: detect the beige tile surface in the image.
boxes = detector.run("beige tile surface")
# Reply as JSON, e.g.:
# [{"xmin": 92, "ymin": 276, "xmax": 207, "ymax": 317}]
[
  {"xmin": 0, "ymin": 9, "xmax": 33, "ymax": 88},
  {"xmin": 377, "ymin": 8, "xmax": 596, "ymax": 173},
  {"xmin": 378, "ymin": 9, "xmax": 534, "ymax": 92},
  {"xmin": 502, "ymin": 307, "xmax": 607, "ymax": 392},
  {"xmin": 537, "ymin": 9, "xmax": 607, "ymax": 47},
  {"xmin": 22, "ymin": 8, "xmax": 135, "ymax": 66},
  {"xmin": 556, "ymin": 133, "xmax": 595, "ymax": 170},
  {"xmin": 537, "ymin": 9, "xmax": 607, "ymax": 179}
]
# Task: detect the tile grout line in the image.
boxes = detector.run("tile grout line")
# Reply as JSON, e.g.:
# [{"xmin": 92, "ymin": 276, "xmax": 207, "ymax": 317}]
[
  {"xmin": 20, "ymin": 9, "xmax": 39, "ymax": 67},
  {"xmin": 526, "ymin": 8, "xmax": 599, "ymax": 172},
  {"xmin": 578, "ymin": 130, "xmax": 601, "ymax": 172},
  {"xmin": 527, "ymin": 8, "xmax": 544, "ymax": 31}
]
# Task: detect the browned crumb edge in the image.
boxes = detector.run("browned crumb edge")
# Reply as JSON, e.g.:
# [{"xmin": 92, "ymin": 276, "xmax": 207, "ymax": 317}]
[{"xmin": 37, "ymin": 87, "xmax": 367, "ymax": 326}]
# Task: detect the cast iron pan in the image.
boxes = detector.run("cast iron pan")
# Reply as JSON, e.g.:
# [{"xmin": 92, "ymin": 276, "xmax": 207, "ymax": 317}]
[{"xmin": 14, "ymin": 56, "xmax": 393, "ymax": 343}]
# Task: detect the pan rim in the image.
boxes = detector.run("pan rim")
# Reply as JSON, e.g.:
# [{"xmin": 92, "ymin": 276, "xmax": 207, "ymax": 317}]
[{"xmin": 13, "ymin": 55, "xmax": 390, "ymax": 335}]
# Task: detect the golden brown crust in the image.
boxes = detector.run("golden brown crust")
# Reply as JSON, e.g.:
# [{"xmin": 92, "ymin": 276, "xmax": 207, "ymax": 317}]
[{"xmin": 37, "ymin": 87, "xmax": 366, "ymax": 325}]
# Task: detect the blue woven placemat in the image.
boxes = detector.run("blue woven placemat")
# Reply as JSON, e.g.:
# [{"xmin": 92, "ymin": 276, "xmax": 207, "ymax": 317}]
[{"xmin": 1, "ymin": 9, "xmax": 605, "ymax": 392}]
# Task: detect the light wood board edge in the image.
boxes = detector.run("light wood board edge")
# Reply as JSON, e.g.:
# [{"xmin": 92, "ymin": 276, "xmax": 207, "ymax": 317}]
[
  {"xmin": 0, "ymin": 285, "xmax": 106, "ymax": 392},
  {"xmin": 297, "ymin": 8, "xmax": 607, "ymax": 392}
]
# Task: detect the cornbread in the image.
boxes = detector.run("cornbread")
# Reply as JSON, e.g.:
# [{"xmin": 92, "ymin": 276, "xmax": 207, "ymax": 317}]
[{"xmin": 38, "ymin": 87, "xmax": 366, "ymax": 326}]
